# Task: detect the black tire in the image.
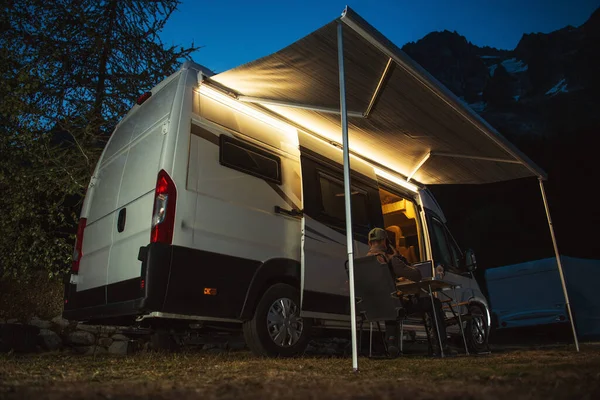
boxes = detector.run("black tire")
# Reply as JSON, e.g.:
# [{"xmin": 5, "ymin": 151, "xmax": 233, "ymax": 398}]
[
  {"xmin": 467, "ymin": 304, "xmax": 489, "ymax": 353},
  {"xmin": 243, "ymin": 283, "xmax": 311, "ymax": 357}
]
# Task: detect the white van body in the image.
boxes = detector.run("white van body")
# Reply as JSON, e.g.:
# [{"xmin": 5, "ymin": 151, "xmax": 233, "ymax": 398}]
[{"xmin": 64, "ymin": 61, "xmax": 490, "ymax": 355}]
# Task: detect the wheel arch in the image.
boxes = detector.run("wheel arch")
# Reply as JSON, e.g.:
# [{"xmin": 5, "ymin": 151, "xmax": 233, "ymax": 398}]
[
  {"xmin": 238, "ymin": 258, "xmax": 301, "ymax": 320},
  {"xmin": 468, "ymin": 298, "xmax": 491, "ymax": 335}
]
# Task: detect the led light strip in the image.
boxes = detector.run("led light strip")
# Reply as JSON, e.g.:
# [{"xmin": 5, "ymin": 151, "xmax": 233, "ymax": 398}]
[
  {"xmin": 199, "ymin": 83, "xmax": 418, "ymax": 193},
  {"xmin": 198, "ymin": 84, "xmax": 297, "ymax": 137}
]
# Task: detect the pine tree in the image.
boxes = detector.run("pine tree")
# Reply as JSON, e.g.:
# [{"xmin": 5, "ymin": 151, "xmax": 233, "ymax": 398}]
[{"xmin": 0, "ymin": 0, "xmax": 197, "ymax": 280}]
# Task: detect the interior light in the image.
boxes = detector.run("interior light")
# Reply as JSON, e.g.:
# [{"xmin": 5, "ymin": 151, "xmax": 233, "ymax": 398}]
[{"xmin": 374, "ymin": 167, "xmax": 419, "ymax": 193}]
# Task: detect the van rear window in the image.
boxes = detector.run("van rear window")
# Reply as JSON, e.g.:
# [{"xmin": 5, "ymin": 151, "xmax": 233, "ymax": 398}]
[{"xmin": 219, "ymin": 135, "xmax": 282, "ymax": 184}]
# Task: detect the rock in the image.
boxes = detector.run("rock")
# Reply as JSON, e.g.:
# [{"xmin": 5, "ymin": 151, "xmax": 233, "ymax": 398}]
[
  {"xmin": 71, "ymin": 345, "xmax": 89, "ymax": 354},
  {"xmin": 111, "ymin": 334, "xmax": 129, "ymax": 341},
  {"xmin": 75, "ymin": 324, "xmax": 100, "ymax": 334},
  {"xmin": 68, "ymin": 331, "xmax": 96, "ymax": 346},
  {"xmin": 108, "ymin": 340, "xmax": 129, "ymax": 355},
  {"xmin": 29, "ymin": 317, "xmax": 52, "ymax": 330},
  {"xmin": 84, "ymin": 345, "xmax": 107, "ymax": 356},
  {"xmin": 38, "ymin": 329, "xmax": 62, "ymax": 351},
  {"xmin": 51, "ymin": 316, "xmax": 70, "ymax": 330},
  {"xmin": 76, "ymin": 324, "xmax": 117, "ymax": 334},
  {"xmin": 98, "ymin": 337, "xmax": 113, "ymax": 347}
]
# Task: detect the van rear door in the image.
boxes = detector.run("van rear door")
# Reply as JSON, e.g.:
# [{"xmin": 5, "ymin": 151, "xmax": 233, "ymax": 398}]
[{"xmin": 75, "ymin": 73, "xmax": 181, "ymax": 298}]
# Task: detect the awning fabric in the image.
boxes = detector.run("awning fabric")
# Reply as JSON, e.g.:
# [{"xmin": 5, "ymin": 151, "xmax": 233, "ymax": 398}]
[{"xmin": 211, "ymin": 7, "xmax": 546, "ymax": 185}]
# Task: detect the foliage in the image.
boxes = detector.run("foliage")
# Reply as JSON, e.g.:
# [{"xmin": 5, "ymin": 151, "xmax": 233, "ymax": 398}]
[
  {"xmin": 0, "ymin": 273, "xmax": 64, "ymax": 321},
  {"xmin": 0, "ymin": 0, "xmax": 197, "ymax": 281}
]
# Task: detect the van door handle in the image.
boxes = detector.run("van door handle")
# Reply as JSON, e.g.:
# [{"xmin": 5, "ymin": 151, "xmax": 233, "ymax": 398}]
[
  {"xmin": 117, "ymin": 208, "xmax": 126, "ymax": 232},
  {"xmin": 274, "ymin": 205, "xmax": 303, "ymax": 218}
]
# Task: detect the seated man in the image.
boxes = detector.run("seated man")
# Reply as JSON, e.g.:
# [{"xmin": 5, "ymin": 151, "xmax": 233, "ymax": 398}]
[{"xmin": 366, "ymin": 228, "xmax": 449, "ymax": 357}]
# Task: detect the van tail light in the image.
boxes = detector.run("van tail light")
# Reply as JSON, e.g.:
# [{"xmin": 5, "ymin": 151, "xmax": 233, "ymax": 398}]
[
  {"xmin": 72, "ymin": 218, "xmax": 87, "ymax": 273},
  {"xmin": 151, "ymin": 170, "xmax": 177, "ymax": 244}
]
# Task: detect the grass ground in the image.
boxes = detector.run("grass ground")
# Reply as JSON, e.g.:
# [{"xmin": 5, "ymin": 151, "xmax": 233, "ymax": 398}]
[{"xmin": 1, "ymin": 344, "xmax": 599, "ymax": 399}]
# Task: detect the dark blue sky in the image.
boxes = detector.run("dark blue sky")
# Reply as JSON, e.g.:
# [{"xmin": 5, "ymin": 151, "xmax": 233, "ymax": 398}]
[{"xmin": 161, "ymin": 0, "xmax": 599, "ymax": 73}]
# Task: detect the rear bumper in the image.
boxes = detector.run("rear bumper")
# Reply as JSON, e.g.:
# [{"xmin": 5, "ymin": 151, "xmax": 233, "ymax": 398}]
[
  {"xmin": 63, "ymin": 243, "xmax": 261, "ymax": 322},
  {"xmin": 63, "ymin": 298, "xmax": 145, "ymax": 321},
  {"xmin": 63, "ymin": 242, "xmax": 173, "ymax": 321}
]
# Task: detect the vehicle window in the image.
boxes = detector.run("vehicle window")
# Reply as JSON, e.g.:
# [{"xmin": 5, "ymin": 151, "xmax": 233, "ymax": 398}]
[
  {"xmin": 446, "ymin": 228, "xmax": 462, "ymax": 271},
  {"xmin": 319, "ymin": 174, "xmax": 369, "ymax": 227},
  {"xmin": 430, "ymin": 218, "xmax": 455, "ymax": 269},
  {"xmin": 219, "ymin": 135, "xmax": 282, "ymax": 184}
]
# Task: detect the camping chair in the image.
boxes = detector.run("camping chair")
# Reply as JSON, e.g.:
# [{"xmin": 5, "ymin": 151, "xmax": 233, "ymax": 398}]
[{"xmin": 348, "ymin": 254, "xmax": 406, "ymax": 357}]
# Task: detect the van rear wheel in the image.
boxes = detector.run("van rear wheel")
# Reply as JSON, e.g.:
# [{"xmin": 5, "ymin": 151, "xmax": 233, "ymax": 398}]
[{"xmin": 243, "ymin": 283, "xmax": 311, "ymax": 357}]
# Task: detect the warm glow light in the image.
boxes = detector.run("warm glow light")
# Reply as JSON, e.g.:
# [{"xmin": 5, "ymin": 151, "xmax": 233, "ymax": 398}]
[
  {"xmin": 198, "ymin": 84, "xmax": 297, "ymax": 138},
  {"xmin": 374, "ymin": 167, "xmax": 419, "ymax": 193},
  {"xmin": 200, "ymin": 84, "xmax": 419, "ymax": 193},
  {"xmin": 262, "ymin": 104, "xmax": 421, "ymax": 188}
]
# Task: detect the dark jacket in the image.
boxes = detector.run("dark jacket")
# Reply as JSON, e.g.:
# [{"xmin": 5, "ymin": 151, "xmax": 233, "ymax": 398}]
[{"xmin": 367, "ymin": 248, "xmax": 422, "ymax": 282}]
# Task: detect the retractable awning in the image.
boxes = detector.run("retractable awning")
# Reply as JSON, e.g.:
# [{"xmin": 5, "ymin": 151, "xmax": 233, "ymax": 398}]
[{"xmin": 210, "ymin": 7, "xmax": 546, "ymax": 185}]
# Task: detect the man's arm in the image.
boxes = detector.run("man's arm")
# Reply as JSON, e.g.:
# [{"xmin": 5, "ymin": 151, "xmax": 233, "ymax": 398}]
[{"xmin": 390, "ymin": 256, "xmax": 422, "ymax": 282}]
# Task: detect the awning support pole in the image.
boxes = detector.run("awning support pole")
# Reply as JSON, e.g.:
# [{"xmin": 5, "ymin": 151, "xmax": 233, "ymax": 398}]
[
  {"xmin": 338, "ymin": 20, "xmax": 359, "ymax": 372},
  {"xmin": 237, "ymin": 96, "xmax": 364, "ymax": 118},
  {"xmin": 407, "ymin": 152, "xmax": 431, "ymax": 182},
  {"xmin": 538, "ymin": 177, "xmax": 579, "ymax": 352},
  {"xmin": 364, "ymin": 57, "xmax": 394, "ymax": 118}
]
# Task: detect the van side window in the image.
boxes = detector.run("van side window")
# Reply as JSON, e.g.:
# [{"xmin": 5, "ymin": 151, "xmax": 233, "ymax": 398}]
[
  {"xmin": 318, "ymin": 174, "xmax": 369, "ymax": 227},
  {"xmin": 219, "ymin": 135, "xmax": 282, "ymax": 184},
  {"xmin": 429, "ymin": 217, "xmax": 462, "ymax": 272},
  {"xmin": 300, "ymin": 153, "xmax": 382, "ymax": 241}
]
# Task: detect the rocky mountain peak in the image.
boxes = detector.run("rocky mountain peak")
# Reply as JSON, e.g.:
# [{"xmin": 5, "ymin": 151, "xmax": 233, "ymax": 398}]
[{"xmin": 401, "ymin": 7, "xmax": 600, "ymax": 139}]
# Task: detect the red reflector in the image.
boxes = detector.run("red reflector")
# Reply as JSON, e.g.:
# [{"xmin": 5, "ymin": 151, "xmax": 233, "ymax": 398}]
[
  {"xmin": 156, "ymin": 174, "xmax": 169, "ymax": 194},
  {"xmin": 136, "ymin": 91, "xmax": 152, "ymax": 105},
  {"xmin": 71, "ymin": 218, "xmax": 87, "ymax": 273},
  {"xmin": 140, "ymin": 279, "xmax": 145, "ymax": 289}
]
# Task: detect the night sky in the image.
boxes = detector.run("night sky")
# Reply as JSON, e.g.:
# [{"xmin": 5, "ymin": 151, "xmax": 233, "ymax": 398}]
[{"xmin": 160, "ymin": 0, "xmax": 599, "ymax": 73}]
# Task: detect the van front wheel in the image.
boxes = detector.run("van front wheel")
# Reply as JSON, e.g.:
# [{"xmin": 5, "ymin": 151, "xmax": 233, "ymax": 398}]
[
  {"xmin": 467, "ymin": 304, "xmax": 489, "ymax": 354},
  {"xmin": 243, "ymin": 283, "xmax": 311, "ymax": 357}
]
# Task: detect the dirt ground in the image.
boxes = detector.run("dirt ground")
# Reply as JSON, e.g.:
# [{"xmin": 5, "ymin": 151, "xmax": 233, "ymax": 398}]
[{"xmin": 1, "ymin": 344, "xmax": 599, "ymax": 400}]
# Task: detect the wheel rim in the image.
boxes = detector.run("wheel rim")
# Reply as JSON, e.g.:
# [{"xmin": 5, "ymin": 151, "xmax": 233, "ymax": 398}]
[
  {"xmin": 267, "ymin": 297, "xmax": 303, "ymax": 347},
  {"xmin": 471, "ymin": 313, "xmax": 486, "ymax": 345}
]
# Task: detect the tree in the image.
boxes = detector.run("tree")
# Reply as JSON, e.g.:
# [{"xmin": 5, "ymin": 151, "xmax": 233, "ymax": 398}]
[{"xmin": 0, "ymin": 0, "xmax": 197, "ymax": 280}]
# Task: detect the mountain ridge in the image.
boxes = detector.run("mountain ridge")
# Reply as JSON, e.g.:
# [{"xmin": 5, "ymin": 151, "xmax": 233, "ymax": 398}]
[{"xmin": 400, "ymin": 6, "xmax": 600, "ymax": 141}]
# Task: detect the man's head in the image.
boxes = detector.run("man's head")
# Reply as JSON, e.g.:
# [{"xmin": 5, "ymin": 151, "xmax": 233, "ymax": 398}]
[{"xmin": 368, "ymin": 228, "xmax": 388, "ymax": 249}]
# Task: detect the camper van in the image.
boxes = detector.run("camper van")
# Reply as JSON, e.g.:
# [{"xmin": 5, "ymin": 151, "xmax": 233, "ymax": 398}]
[{"xmin": 63, "ymin": 61, "xmax": 490, "ymax": 356}]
